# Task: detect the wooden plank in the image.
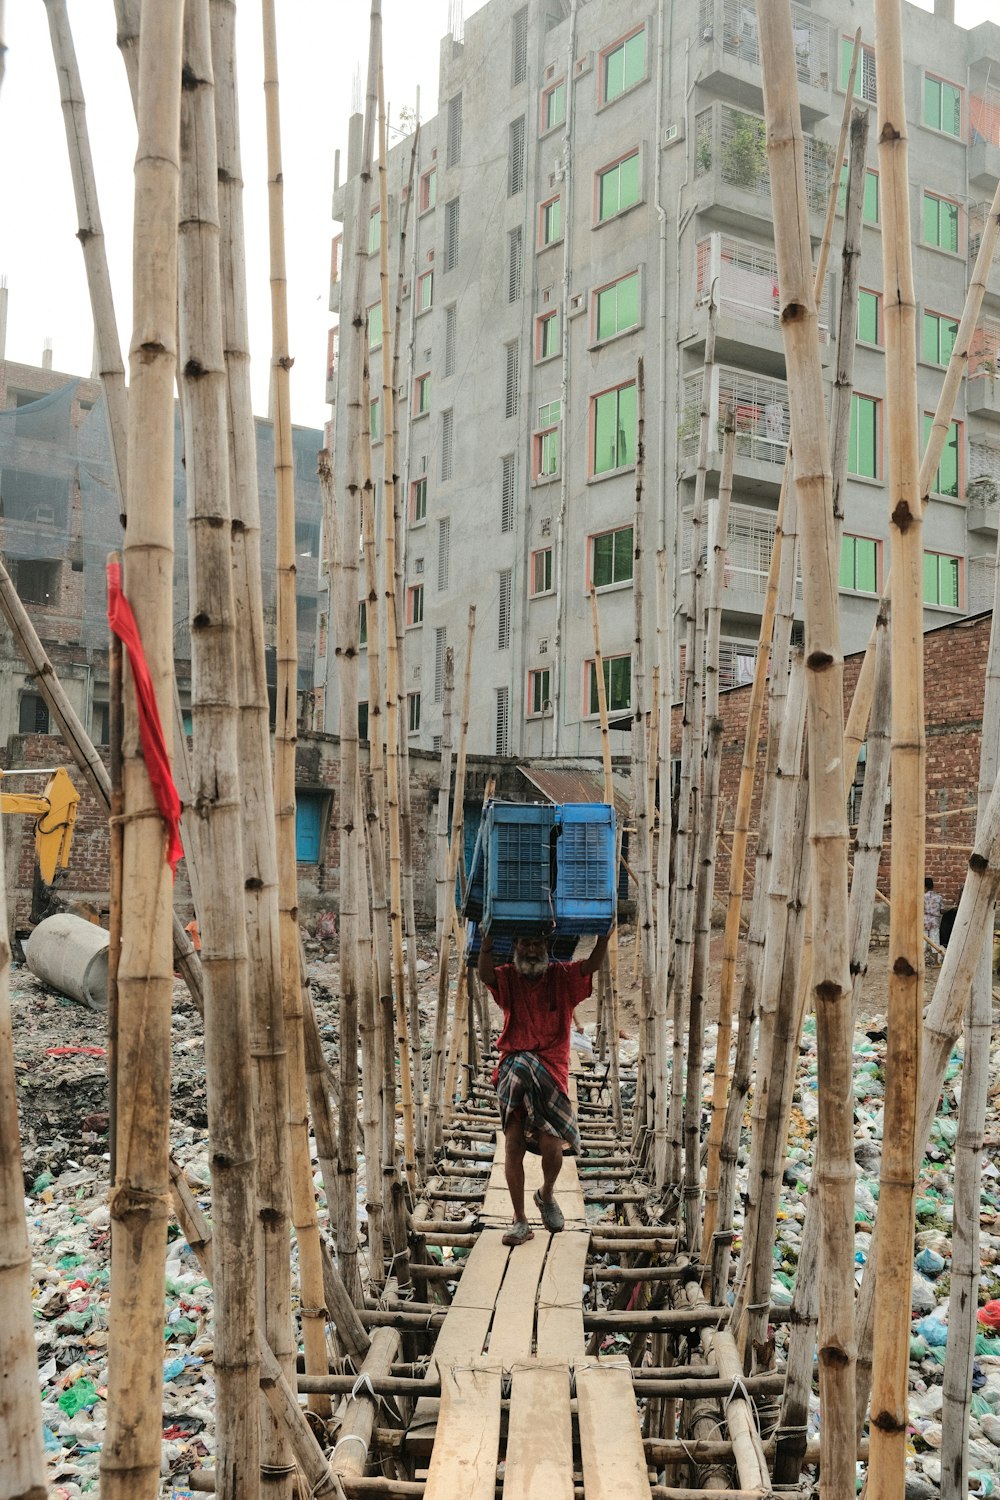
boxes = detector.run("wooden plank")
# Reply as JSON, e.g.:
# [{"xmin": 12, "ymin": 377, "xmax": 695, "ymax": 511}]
[
  {"xmin": 535, "ymin": 1232, "xmax": 589, "ymax": 1358},
  {"xmin": 423, "ymin": 1361, "xmax": 502, "ymax": 1500},
  {"xmin": 576, "ymin": 1360, "xmax": 651, "ymax": 1499},
  {"xmin": 503, "ymin": 1362, "xmax": 574, "ymax": 1500},
  {"xmin": 483, "ymin": 1152, "xmax": 586, "ymax": 1228},
  {"xmin": 487, "ymin": 1230, "xmax": 548, "ymax": 1365}
]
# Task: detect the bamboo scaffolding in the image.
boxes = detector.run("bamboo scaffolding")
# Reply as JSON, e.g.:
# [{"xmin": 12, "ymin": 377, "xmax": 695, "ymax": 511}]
[
  {"xmin": 867, "ymin": 4, "xmax": 925, "ymax": 1490},
  {"xmin": 588, "ymin": 588, "xmax": 624, "ymax": 1133},
  {"xmin": 100, "ymin": 9, "xmax": 182, "ymax": 1497},
  {"xmin": 652, "ymin": 548, "xmax": 671, "ymax": 1184},
  {"xmin": 211, "ymin": 6, "xmax": 296, "ymax": 1482},
  {"xmin": 178, "ymin": 2, "xmax": 260, "ymax": 1483},
  {"xmin": 359, "ymin": 774, "xmax": 388, "ymax": 1285},
  {"xmin": 433, "ymin": 652, "xmax": 456, "ymax": 952},
  {"xmin": 0, "ymin": 830, "xmax": 45, "ymax": 1500},
  {"xmin": 757, "ymin": 5, "xmax": 855, "ymax": 1491}
]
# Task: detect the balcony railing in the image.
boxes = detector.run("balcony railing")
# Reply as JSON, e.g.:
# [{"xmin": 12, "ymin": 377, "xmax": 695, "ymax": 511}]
[
  {"xmin": 969, "ymin": 202, "xmax": 1000, "ymax": 275},
  {"xmin": 681, "ymin": 365, "xmax": 791, "ymax": 468},
  {"xmin": 968, "ymin": 438, "xmax": 1000, "ymax": 510},
  {"xmin": 683, "ymin": 502, "xmax": 802, "ymax": 603},
  {"xmin": 971, "ymin": 88, "xmax": 1000, "ymax": 149},
  {"xmin": 694, "ymin": 103, "xmax": 834, "ymax": 212},
  {"xmin": 698, "ymin": 0, "xmax": 831, "ymax": 89},
  {"xmin": 695, "ymin": 232, "xmax": 830, "ymax": 343}
]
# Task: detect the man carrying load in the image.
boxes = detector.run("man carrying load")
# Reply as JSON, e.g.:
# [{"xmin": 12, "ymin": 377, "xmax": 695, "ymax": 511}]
[{"xmin": 478, "ymin": 928, "xmax": 610, "ymax": 1247}]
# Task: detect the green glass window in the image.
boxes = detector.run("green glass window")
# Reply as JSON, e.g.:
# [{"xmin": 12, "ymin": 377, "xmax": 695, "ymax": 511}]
[
  {"xmin": 358, "ymin": 701, "xmax": 369, "ymax": 741},
  {"xmin": 597, "ymin": 152, "xmax": 640, "ymax": 222},
  {"xmin": 417, "ymin": 271, "xmax": 433, "ymax": 311},
  {"xmin": 595, "ymin": 271, "xmax": 640, "ymax": 341},
  {"xmin": 840, "ymin": 39, "xmax": 876, "ymax": 104},
  {"xmin": 603, "ymin": 29, "xmax": 646, "ymax": 102},
  {"xmin": 922, "ymin": 413, "xmax": 960, "ymax": 498},
  {"xmin": 541, "ymin": 197, "xmax": 562, "ymax": 244},
  {"xmin": 531, "ymin": 548, "xmax": 553, "ymax": 594},
  {"xmin": 588, "ymin": 656, "xmax": 631, "ymax": 714},
  {"xmin": 543, "ymin": 81, "xmax": 565, "ymax": 131},
  {"xmin": 849, "ymin": 394, "xmax": 879, "ymax": 479},
  {"xmin": 923, "ymin": 75, "xmax": 962, "ymax": 136},
  {"xmin": 359, "ymin": 601, "xmax": 368, "ymax": 645},
  {"xmin": 591, "ymin": 527, "xmax": 634, "ymax": 588},
  {"xmin": 369, "ymin": 399, "xmax": 381, "ymax": 441},
  {"xmin": 857, "ymin": 290, "xmax": 880, "ymax": 345},
  {"xmin": 536, "ymin": 428, "xmax": 559, "ymax": 477},
  {"xmin": 592, "ymin": 383, "xmax": 637, "ymax": 473},
  {"xmin": 411, "ymin": 477, "xmax": 427, "ymax": 522},
  {"xmin": 923, "ymin": 552, "xmax": 960, "ymax": 608},
  {"xmin": 415, "ymin": 373, "xmax": 431, "ymax": 415},
  {"xmin": 408, "ymin": 692, "xmax": 421, "ymax": 732},
  {"xmin": 368, "ymin": 302, "xmax": 383, "ymax": 349},
  {"xmin": 367, "ymin": 210, "xmax": 381, "ymax": 254},
  {"xmin": 839, "ymin": 535, "xmax": 878, "ymax": 593},
  {"xmin": 530, "ymin": 668, "xmax": 551, "ymax": 715},
  {"xmin": 407, "ymin": 584, "xmax": 424, "ymax": 625},
  {"xmin": 923, "ymin": 311, "xmax": 958, "ymax": 366},
  {"xmin": 923, "ymin": 192, "xmax": 959, "ymax": 252},
  {"xmin": 837, "ymin": 163, "xmax": 879, "ymax": 224},
  {"xmin": 539, "ymin": 313, "xmax": 559, "ymax": 359}
]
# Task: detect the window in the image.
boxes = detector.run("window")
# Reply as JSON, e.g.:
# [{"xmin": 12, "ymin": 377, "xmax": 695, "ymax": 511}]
[
  {"xmin": 446, "ymin": 92, "xmax": 463, "ymax": 167},
  {"xmin": 410, "ymin": 476, "xmax": 427, "ymax": 523},
  {"xmin": 840, "ymin": 535, "xmax": 880, "ymax": 593},
  {"xmin": 849, "ymin": 394, "xmax": 880, "ymax": 479},
  {"xmin": 444, "ymin": 305, "xmax": 457, "ymax": 377},
  {"xmin": 407, "ymin": 583, "xmax": 424, "ymax": 625},
  {"xmin": 419, "ymin": 167, "xmax": 437, "ymax": 213},
  {"xmin": 923, "ymin": 311, "xmax": 958, "ymax": 367},
  {"xmin": 528, "ymin": 667, "xmax": 552, "ymax": 716},
  {"xmin": 368, "ymin": 301, "xmax": 383, "ymax": 349},
  {"xmin": 437, "ymin": 516, "xmax": 451, "ymax": 590},
  {"xmin": 923, "ymin": 191, "xmax": 960, "ymax": 253},
  {"xmin": 507, "ymin": 226, "xmax": 523, "ymax": 302},
  {"xmin": 601, "ymin": 27, "xmax": 646, "ymax": 103},
  {"xmin": 530, "ymin": 548, "xmax": 553, "ymax": 595},
  {"xmin": 359, "ymin": 600, "xmax": 369, "ymax": 646},
  {"xmin": 534, "ymin": 400, "xmax": 561, "ymax": 478},
  {"xmin": 597, "ymin": 151, "xmax": 640, "ymax": 222},
  {"xmin": 370, "ymin": 397, "xmax": 382, "ymax": 442},
  {"xmin": 441, "ymin": 409, "xmax": 454, "ymax": 481},
  {"xmin": 591, "ymin": 526, "xmax": 634, "ymax": 588},
  {"xmin": 14, "ymin": 559, "xmax": 60, "ymax": 605},
  {"xmin": 498, "ymin": 569, "xmax": 512, "ymax": 649},
  {"xmin": 505, "ymin": 342, "xmax": 520, "ymax": 419},
  {"xmin": 444, "ymin": 198, "xmax": 460, "ymax": 271},
  {"xmin": 414, "ymin": 372, "xmax": 431, "ymax": 415},
  {"xmin": 92, "ymin": 701, "xmax": 110, "ymax": 745},
  {"xmin": 408, "ymin": 692, "xmax": 421, "ymax": 734},
  {"xmin": 434, "ymin": 627, "xmax": 447, "ymax": 700},
  {"xmin": 19, "ymin": 693, "xmax": 50, "ymax": 735},
  {"xmin": 501, "ymin": 454, "xmax": 516, "ymax": 532},
  {"xmin": 857, "ymin": 289, "xmax": 881, "ymax": 346},
  {"xmin": 924, "ymin": 74, "xmax": 962, "ymax": 136},
  {"xmin": 592, "ymin": 381, "xmax": 637, "ymax": 475},
  {"xmin": 923, "ymin": 551, "xmax": 961, "ymax": 608},
  {"xmin": 417, "ymin": 269, "xmax": 433, "ymax": 312},
  {"xmin": 840, "ymin": 38, "xmax": 876, "ymax": 104},
  {"xmin": 511, "ymin": 7, "xmax": 528, "ymax": 86},
  {"xmin": 496, "ymin": 686, "xmax": 510, "ymax": 756},
  {"xmin": 542, "ymin": 80, "xmax": 566, "ymax": 132},
  {"xmin": 508, "ymin": 116, "xmax": 526, "ymax": 196},
  {"xmin": 838, "ymin": 162, "xmax": 879, "ymax": 224},
  {"xmin": 358, "ymin": 701, "xmax": 369, "ymax": 742},
  {"xmin": 922, "ymin": 413, "xmax": 961, "ymax": 498},
  {"xmin": 536, "ymin": 310, "xmax": 559, "ymax": 361},
  {"xmin": 367, "ymin": 209, "xmax": 381, "ymax": 254},
  {"xmin": 587, "ymin": 655, "xmax": 631, "ymax": 715},
  {"xmin": 594, "ymin": 270, "xmax": 639, "ymax": 341},
  {"xmin": 539, "ymin": 196, "xmax": 562, "ymax": 246}
]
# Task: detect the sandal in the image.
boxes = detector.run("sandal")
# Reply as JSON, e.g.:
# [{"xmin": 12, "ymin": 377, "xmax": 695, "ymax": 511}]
[
  {"xmin": 534, "ymin": 1188, "xmax": 565, "ymax": 1233},
  {"xmin": 502, "ymin": 1218, "xmax": 534, "ymax": 1247}
]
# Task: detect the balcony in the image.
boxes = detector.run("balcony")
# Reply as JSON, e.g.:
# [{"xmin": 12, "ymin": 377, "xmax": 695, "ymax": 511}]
[
  {"xmin": 969, "ymin": 203, "xmax": 1000, "ymax": 305},
  {"xmin": 679, "ymin": 364, "xmax": 793, "ymax": 500},
  {"xmin": 693, "ymin": 103, "xmax": 835, "ymax": 235},
  {"xmin": 682, "ymin": 500, "xmax": 801, "ymax": 623},
  {"xmin": 696, "ymin": 0, "xmax": 831, "ymax": 122},
  {"xmin": 967, "ymin": 439, "xmax": 1000, "ymax": 533},
  {"xmin": 685, "ymin": 232, "xmax": 830, "ymax": 376},
  {"xmin": 967, "ymin": 319, "xmax": 1000, "ymax": 421}
]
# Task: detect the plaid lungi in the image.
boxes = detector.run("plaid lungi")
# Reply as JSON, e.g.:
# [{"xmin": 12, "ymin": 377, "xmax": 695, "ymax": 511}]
[{"xmin": 496, "ymin": 1051, "xmax": 581, "ymax": 1156}]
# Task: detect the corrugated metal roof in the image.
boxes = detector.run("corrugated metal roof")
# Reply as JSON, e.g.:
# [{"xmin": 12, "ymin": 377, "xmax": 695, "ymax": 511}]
[{"xmin": 518, "ymin": 765, "xmax": 630, "ymax": 821}]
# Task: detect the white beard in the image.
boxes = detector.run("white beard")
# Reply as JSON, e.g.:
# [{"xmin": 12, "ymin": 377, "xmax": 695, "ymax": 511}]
[{"xmin": 513, "ymin": 951, "xmax": 549, "ymax": 979}]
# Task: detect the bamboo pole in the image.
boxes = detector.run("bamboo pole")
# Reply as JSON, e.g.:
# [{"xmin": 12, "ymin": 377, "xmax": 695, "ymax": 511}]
[
  {"xmin": 867, "ymin": 4, "xmax": 925, "ymax": 1490},
  {"xmin": 359, "ymin": 774, "xmax": 387, "ymax": 1284},
  {"xmin": 757, "ymin": 6, "xmax": 855, "ymax": 1491},
  {"xmin": 652, "ymin": 548, "xmax": 671, "ymax": 1184},
  {"xmin": 439, "ymin": 610, "xmax": 478, "ymax": 1125},
  {"xmin": 434, "ymin": 652, "xmax": 456, "ymax": 951},
  {"xmin": 588, "ymin": 587, "xmax": 624, "ymax": 1134},
  {"xmin": 100, "ymin": 9, "xmax": 182, "ymax": 1497},
  {"xmin": 210, "ymin": 6, "xmax": 296, "ymax": 1484},
  {"xmin": 0, "ymin": 830, "xmax": 45, "ymax": 1500},
  {"xmin": 178, "ymin": 3, "xmax": 260, "ymax": 1485},
  {"xmin": 261, "ymin": 0, "xmax": 330, "ymax": 1405}
]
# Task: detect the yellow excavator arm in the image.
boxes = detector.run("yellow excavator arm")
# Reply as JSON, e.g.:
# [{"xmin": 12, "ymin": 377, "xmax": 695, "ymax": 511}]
[{"xmin": 0, "ymin": 767, "xmax": 80, "ymax": 884}]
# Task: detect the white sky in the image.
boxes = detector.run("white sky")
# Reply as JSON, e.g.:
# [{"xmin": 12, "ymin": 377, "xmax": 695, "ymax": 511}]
[{"xmin": 0, "ymin": 0, "xmax": 993, "ymax": 431}]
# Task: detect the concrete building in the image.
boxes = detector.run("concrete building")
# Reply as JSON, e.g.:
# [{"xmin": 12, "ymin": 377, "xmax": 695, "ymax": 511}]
[{"xmin": 322, "ymin": 0, "xmax": 1000, "ymax": 762}]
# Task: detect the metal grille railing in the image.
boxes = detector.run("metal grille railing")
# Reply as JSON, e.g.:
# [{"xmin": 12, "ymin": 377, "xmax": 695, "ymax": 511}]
[
  {"xmin": 969, "ymin": 316, "xmax": 1000, "ymax": 380},
  {"xmin": 680, "ymin": 366, "xmax": 791, "ymax": 467},
  {"xmin": 694, "ymin": 103, "xmax": 833, "ymax": 212},
  {"xmin": 682, "ymin": 502, "xmax": 801, "ymax": 600},
  {"xmin": 968, "ymin": 555, "xmax": 996, "ymax": 614},
  {"xmin": 696, "ymin": 232, "xmax": 829, "ymax": 341},
  {"xmin": 968, "ymin": 438, "xmax": 1000, "ymax": 509}
]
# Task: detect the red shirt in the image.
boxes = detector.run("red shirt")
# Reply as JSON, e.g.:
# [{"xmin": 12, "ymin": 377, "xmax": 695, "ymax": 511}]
[{"xmin": 485, "ymin": 960, "xmax": 592, "ymax": 1095}]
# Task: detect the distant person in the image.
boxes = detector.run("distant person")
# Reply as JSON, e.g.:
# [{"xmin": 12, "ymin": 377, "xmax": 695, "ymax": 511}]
[
  {"xmin": 478, "ymin": 928, "xmax": 609, "ymax": 1247},
  {"xmin": 184, "ymin": 917, "xmax": 201, "ymax": 952},
  {"xmin": 924, "ymin": 877, "xmax": 944, "ymax": 964}
]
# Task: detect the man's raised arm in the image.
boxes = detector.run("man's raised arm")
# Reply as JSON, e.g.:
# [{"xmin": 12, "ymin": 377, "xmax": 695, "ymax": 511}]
[
  {"xmin": 578, "ymin": 930, "xmax": 611, "ymax": 977},
  {"xmin": 478, "ymin": 928, "xmax": 498, "ymax": 988}
]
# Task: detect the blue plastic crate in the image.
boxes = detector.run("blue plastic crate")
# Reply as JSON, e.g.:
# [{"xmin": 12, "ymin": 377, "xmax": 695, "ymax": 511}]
[
  {"xmin": 464, "ymin": 922, "xmax": 580, "ymax": 967},
  {"xmin": 461, "ymin": 819, "xmax": 486, "ymax": 923},
  {"xmin": 552, "ymin": 803, "xmax": 617, "ymax": 935},
  {"xmin": 482, "ymin": 801, "xmax": 556, "ymax": 935}
]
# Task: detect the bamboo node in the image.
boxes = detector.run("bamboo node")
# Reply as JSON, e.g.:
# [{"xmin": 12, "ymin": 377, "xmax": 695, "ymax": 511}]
[
  {"xmin": 878, "ymin": 121, "xmax": 903, "ymax": 143},
  {"xmin": 184, "ymin": 358, "xmax": 208, "ymax": 378},
  {"xmin": 108, "ymin": 1184, "xmax": 171, "ymax": 1223},
  {"xmin": 805, "ymin": 650, "xmax": 834, "ymax": 672},
  {"xmin": 814, "ymin": 979, "xmax": 842, "ymax": 1002},
  {"xmin": 891, "ymin": 499, "xmax": 917, "ymax": 532},
  {"xmin": 818, "ymin": 1342, "xmax": 852, "ymax": 1371},
  {"xmin": 970, "ymin": 851, "xmax": 989, "ymax": 873},
  {"xmin": 892, "ymin": 956, "xmax": 917, "ymax": 977},
  {"xmin": 780, "ymin": 301, "xmax": 808, "ymax": 325},
  {"xmin": 870, "ymin": 1406, "xmax": 907, "ymax": 1434}
]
